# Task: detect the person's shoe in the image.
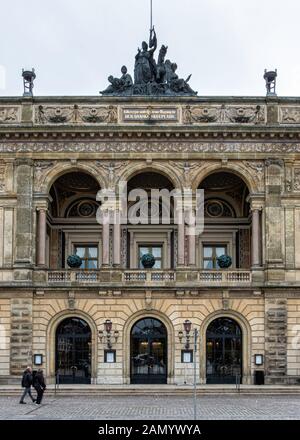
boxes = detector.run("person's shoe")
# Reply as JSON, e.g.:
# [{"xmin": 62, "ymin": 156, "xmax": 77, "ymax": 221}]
[
  {"xmin": 19, "ymin": 401, "xmax": 26, "ymax": 404},
  {"xmin": 32, "ymin": 399, "xmax": 37, "ymax": 403}
]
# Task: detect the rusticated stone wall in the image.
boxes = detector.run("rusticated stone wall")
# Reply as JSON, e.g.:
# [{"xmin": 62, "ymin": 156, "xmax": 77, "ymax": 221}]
[
  {"xmin": 10, "ymin": 298, "xmax": 33, "ymax": 375},
  {"xmin": 265, "ymin": 298, "xmax": 287, "ymax": 384},
  {"xmin": 0, "ymin": 299, "xmax": 10, "ymax": 376}
]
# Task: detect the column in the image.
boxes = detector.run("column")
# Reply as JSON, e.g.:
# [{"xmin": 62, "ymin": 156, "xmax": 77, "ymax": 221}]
[
  {"xmin": 251, "ymin": 208, "xmax": 261, "ymax": 267},
  {"xmin": 187, "ymin": 208, "xmax": 196, "ymax": 266},
  {"xmin": 113, "ymin": 210, "xmax": 121, "ymax": 266},
  {"xmin": 175, "ymin": 193, "xmax": 185, "ymax": 267},
  {"xmin": 177, "ymin": 221, "xmax": 185, "ymax": 266},
  {"xmin": 37, "ymin": 208, "xmax": 47, "ymax": 267},
  {"xmin": 188, "ymin": 234, "xmax": 196, "ymax": 266},
  {"xmin": 102, "ymin": 211, "xmax": 110, "ymax": 267}
]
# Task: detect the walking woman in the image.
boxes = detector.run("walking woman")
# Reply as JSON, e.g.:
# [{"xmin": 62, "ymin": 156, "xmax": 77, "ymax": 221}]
[{"xmin": 33, "ymin": 369, "xmax": 46, "ymax": 405}]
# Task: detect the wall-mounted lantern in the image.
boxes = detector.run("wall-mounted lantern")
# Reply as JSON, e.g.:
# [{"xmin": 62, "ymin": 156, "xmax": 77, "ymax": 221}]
[
  {"xmin": 183, "ymin": 319, "xmax": 192, "ymax": 349},
  {"xmin": 178, "ymin": 320, "xmax": 199, "ymax": 365}
]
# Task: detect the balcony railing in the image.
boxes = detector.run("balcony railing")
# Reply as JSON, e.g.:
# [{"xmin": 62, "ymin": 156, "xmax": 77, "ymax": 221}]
[
  {"xmin": 198, "ymin": 270, "xmax": 251, "ymax": 284},
  {"xmin": 46, "ymin": 269, "xmax": 251, "ymax": 286},
  {"xmin": 47, "ymin": 271, "xmax": 99, "ymax": 284},
  {"xmin": 123, "ymin": 271, "xmax": 176, "ymax": 283}
]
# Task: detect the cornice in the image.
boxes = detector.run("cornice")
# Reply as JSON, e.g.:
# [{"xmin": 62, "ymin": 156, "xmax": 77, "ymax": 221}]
[
  {"xmin": 1, "ymin": 95, "xmax": 300, "ymax": 104},
  {"xmin": 0, "ymin": 127, "xmax": 300, "ymax": 142}
]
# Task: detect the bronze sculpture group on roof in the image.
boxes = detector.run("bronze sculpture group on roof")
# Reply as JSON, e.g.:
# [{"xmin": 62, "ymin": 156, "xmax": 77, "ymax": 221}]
[{"xmin": 100, "ymin": 27, "xmax": 197, "ymax": 96}]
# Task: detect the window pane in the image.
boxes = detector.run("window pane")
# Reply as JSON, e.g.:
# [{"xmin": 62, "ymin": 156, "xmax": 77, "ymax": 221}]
[
  {"xmin": 80, "ymin": 260, "xmax": 87, "ymax": 269},
  {"xmin": 154, "ymin": 260, "xmax": 161, "ymax": 269},
  {"xmin": 88, "ymin": 247, "xmax": 98, "ymax": 258},
  {"xmin": 152, "ymin": 247, "xmax": 162, "ymax": 258},
  {"xmin": 88, "ymin": 260, "xmax": 97, "ymax": 269},
  {"xmin": 139, "ymin": 247, "xmax": 149, "ymax": 257},
  {"xmin": 204, "ymin": 260, "xmax": 213, "ymax": 269},
  {"xmin": 216, "ymin": 247, "xmax": 226, "ymax": 257},
  {"xmin": 75, "ymin": 247, "xmax": 85, "ymax": 258},
  {"xmin": 204, "ymin": 247, "xmax": 213, "ymax": 257}
]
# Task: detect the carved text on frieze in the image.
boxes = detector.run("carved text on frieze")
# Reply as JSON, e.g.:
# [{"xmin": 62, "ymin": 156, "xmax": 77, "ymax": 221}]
[{"xmin": 122, "ymin": 107, "xmax": 178, "ymax": 122}]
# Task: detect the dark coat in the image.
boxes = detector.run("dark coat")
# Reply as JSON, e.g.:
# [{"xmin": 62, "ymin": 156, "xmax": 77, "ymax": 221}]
[
  {"xmin": 33, "ymin": 372, "xmax": 46, "ymax": 390},
  {"xmin": 21, "ymin": 371, "xmax": 33, "ymax": 388}
]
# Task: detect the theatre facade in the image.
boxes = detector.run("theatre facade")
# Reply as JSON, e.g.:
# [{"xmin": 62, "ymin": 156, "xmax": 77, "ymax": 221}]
[{"xmin": 0, "ymin": 94, "xmax": 300, "ymax": 386}]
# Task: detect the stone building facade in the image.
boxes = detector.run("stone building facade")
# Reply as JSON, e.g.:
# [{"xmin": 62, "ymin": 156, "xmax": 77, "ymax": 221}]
[{"xmin": 0, "ymin": 95, "xmax": 300, "ymax": 385}]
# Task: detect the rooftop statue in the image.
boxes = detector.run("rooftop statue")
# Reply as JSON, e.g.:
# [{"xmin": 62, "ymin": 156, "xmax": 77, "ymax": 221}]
[
  {"xmin": 101, "ymin": 66, "xmax": 133, "ymax": 96},
  {"xmin": 134, "ymin": 27, "xmax": 157, "ymax": 85},
  {"xmin": 100, "ymin": 27, "xmax": 197, "ymax": 96}
]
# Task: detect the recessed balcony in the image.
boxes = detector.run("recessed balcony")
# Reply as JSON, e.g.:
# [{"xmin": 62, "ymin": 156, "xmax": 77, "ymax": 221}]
[{"xmin": 32, "ymin": 169, "xmax": 259, "ymax": 290}]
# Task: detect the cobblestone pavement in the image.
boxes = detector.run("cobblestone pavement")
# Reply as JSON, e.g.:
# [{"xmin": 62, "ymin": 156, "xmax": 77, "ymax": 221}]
[{"xmin": 0, "ymin": 395, "xmax": 299, "ymax": 420}]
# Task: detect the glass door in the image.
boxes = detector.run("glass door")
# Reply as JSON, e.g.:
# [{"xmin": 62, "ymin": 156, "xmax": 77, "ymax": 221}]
[
  {"xmin": 56, "ymin": 317, "xmax": 92, "ymax": 384},
  {"xmin": 131, "ymin": 318, "xmax": 167, "ymax": 384},
  {"xmin": 206, "ymin": 317, "xmax": 242, "ymax": 384}
]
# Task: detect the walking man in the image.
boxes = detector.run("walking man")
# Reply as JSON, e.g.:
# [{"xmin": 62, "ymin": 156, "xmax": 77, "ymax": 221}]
[
  {"xmin": 33, "ymin": 369, "xmax": 46, "ymax": 405},
  {"xmin": 20, "ymin": 366, "xmax": 36, "ymax": 404}
]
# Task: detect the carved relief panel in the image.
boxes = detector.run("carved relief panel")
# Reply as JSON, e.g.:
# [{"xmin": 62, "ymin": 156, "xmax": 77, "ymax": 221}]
[
  {"xmin": 0, "ymin": 106, "xmax": 21, "ymax": 124},
  {"xmin": 34, "ymin": 105, "xmax": 118, "ymax": 124},
  {"xmin": 183, "ymin": 104, "xmax": 266, "ymax": 124},
  {"xmin": 280, "ymin": 106, "xmax": 300, "ymax": 124}
]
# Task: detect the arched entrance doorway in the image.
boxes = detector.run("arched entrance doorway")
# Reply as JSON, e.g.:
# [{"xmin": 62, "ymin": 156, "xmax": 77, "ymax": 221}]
[
  {"xmin": 56, "ymin": 317, "xmax": 92, "ymax": 384},
  {"xmin": 206, "ymin": 317, "xmax": 242, "ymax": 384},
  {"xmin": 130, "ymin": 318, "xmax": 167, "ymax": 384}
]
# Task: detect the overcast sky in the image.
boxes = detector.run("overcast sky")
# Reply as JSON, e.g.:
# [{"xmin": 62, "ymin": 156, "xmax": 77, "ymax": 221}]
[{"xmin": 0, "ymin": 0, "xmax": 300, "ymax": 97}]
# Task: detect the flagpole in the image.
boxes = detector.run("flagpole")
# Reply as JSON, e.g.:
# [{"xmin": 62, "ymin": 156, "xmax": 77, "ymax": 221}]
[{"xmin": 150, "ymin": 0, "xmax": 153, "ymax": 30}]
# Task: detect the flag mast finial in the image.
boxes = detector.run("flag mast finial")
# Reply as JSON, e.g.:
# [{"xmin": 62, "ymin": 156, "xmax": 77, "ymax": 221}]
[{"xmin": 150, "ymin": 0, "xmax": 153, "ymax": 30}]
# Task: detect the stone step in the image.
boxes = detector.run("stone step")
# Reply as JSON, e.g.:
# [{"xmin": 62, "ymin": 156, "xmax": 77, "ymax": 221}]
[{"xmin": 2, "ymin": 385, "xmax": 300, "ymax": 396}]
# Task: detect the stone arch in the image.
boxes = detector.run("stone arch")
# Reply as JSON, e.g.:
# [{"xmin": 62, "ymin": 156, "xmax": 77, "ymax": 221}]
[
  {"xmin": 199, "ymin": 310, "xmax": 252, "ymax": 385},
  {"xmin": 191, "ymin": 163, "xmax": 259, "ymax": 194},
  {"xmin": 46, "ymin": 309, "xmax": 98, "ymax": 384},
  {"xmin": 117, "ymin": 163, "xmax": 183, "ymax": 191},
  {"xmin": 39, "ymin": 163, "xmax": 107, "ymax": 194},
  {"xmin": 59, "ymin": 193, "xmax": 98, "ymax": 218},
  {"xmin": 123, "ymin": 309, "xmax": 175, "ymax": 385}
]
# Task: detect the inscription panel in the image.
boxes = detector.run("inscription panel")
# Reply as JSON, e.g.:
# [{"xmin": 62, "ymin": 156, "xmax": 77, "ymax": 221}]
[{"xmin": 122, "ymin": 107, "xmax": 179, "ymax": 123}]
